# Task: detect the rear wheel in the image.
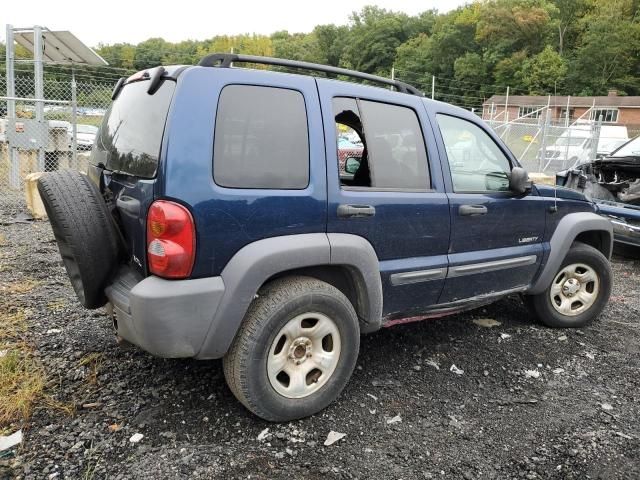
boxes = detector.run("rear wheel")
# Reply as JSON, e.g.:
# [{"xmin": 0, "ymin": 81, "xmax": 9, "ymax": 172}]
[
  {"xmin": 38, "ymin": 171, "xmax": 122, "ymax": 308},
  {"xmin": 524, "ymin": 242, "xmax": 612, "ymax": 328},
  {"xmin": 223, "ymin": 276, "xmax": 359, "ymax": 421}
]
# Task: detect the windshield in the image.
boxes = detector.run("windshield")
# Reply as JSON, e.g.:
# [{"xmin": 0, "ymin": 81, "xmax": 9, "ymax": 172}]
[
  {"xmin": 611, "ymin": 136, "xmax": 640, "ymax": 157},
  {"xmin": 77, "ymin": 125, "xmax": 98, "ymax": 134},
  {"xmin": 554, "ymin": 136, "xmax": 586, "ymax": 147},
  {"xmin": 91, "ymin": 79, "xmax": 175, "ymax": 178}
]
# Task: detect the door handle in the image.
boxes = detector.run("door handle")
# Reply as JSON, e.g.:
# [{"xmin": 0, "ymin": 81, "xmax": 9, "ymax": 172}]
[
  {"xmin": 459, "ymin": 204, "xmax": 488, "ymax": 216},
  {"xmin": 337, "ymin": 204, "xmax": 376, "ymax": 218}
]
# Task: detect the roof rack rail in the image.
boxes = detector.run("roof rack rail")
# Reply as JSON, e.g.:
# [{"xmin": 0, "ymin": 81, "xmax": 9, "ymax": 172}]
[{"xmin": 197, "ymin": 53, "xmax": 424, "ymax": 97}]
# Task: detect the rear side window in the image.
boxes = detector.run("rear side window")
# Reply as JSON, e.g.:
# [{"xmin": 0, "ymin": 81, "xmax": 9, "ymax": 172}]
[
  {"xmin": 93, "ymin": 80, "xmax": 175, "ymax": 178},
  {"xmin": 359, "ymin": 100, "xmax": 430, "ymax": 190},
  {"xmin": 213, "ymin": 85, "xmax": 309, "ymax": 189},
  {"xmin": 332, "ymin": 97, "xmax": 430, "ymax": 190}
]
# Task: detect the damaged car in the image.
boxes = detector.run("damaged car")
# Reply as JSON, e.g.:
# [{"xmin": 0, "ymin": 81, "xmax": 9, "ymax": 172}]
[{"xmin": 558, "ymin": 135, "xmax": 640, "ymax": 249}]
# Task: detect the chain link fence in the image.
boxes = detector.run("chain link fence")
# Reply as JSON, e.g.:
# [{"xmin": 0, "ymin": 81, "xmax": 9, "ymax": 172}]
[
  {"xmin": 1, "ymin": 73, "xmax": 113, "ymax": 219},
  {"xmin": 486, "ymin": 107, "xmax": 640, "ymax": 176},
  {"xmin": 3, "ymin": 71, "xmax": 640, "ymax": 219}
]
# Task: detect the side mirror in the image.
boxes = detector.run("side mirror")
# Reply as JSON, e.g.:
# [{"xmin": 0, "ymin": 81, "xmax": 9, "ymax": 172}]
[
  {"xmin": 344, "ymin": 157, "xmax": 361, "ymax": 175},
  {"xmin": 509, "ymin": 167, "xmax": 532, "ymax": 195}
]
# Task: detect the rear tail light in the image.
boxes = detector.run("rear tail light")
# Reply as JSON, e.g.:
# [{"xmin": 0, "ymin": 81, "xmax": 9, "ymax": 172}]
[{"xmin": 146, "ymin": 200, "xmax": 195, "ymax": 278}]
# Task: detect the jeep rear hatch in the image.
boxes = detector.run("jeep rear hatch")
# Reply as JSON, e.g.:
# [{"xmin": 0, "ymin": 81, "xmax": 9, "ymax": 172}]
[{"xmin": 89, "ymin": 69, "xmax": 176, "ymax": 277}]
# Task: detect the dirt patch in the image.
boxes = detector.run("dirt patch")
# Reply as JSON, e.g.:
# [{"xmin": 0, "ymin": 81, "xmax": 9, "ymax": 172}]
[{"xmin": 1, "ymin": 220, "xmax": 639, "ymax": 479}]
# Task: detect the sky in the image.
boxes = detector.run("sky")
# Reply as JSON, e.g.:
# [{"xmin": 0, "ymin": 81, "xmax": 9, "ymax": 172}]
[{"xmin": 2, "ymin": 0, "xmax": 469, "ymax": 47}]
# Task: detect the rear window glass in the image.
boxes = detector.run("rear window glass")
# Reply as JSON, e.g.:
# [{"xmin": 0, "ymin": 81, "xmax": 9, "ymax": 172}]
[
  {"xmin": 92, "ymin": 80, "xmax": 175, "ymax": 178},
  {"xmin": 213, "ymin": 85, "xmax": 309, "ymax": 189}
]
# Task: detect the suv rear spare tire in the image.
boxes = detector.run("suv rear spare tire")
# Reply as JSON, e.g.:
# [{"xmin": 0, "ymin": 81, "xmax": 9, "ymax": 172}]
[{"xmin": 38, "ymin": 170, "xmax": 122, "ymax": 309}]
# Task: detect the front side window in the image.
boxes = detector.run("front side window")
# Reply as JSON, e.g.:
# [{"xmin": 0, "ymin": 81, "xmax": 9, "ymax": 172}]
[
  {"xmin": 213, "ymin": 85, "xmax": 309, "ymax": 189},
  {"xmin": 437, "ymin": 114, "xmax": 512, "ymax": 193},
  {"xmin": 332, "ymin": 97, "xmax": 430, "ymax": 190}
]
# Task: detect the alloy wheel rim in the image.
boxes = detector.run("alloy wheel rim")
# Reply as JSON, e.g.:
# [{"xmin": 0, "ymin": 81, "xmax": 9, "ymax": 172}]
[
  {"xmin": 267, "ymin": 312, "xmax": 341, "ymax": 399},
  {"xmin": 549, "ymin": 263, "xmax": 600, "ymax": 317}
]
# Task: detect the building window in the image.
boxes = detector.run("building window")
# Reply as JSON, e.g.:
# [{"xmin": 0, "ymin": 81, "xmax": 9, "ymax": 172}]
[
  {"xmin": 590, "ymin": 108, "xmax": 619, "ymax": 123},
  {"xmin": 559, "ymin": 107, "xmax": 575, "ymax": 121},
  {"xmin": 485, "ymin": 104, "xmax": 497, "ymax": 117},
  {"xmin": 517, "ymin": 106, "xmax": 544, "ymax": 119}
]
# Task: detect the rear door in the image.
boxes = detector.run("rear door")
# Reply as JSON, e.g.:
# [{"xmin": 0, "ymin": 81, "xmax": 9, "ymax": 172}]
[
  {"xmin": 318, "ymin": 79, "xmax": 450, "ymax": 318},
  {"xmin": 431, "ymin": 110, "xmax": 546, "ymax": 304},
  {"xmin": 162, "ymin": 67, "xmax": 327, "ymax": 278},
  {"xmin": 88, "ymin": 70, "xmax": 176, "ymax": 276}
]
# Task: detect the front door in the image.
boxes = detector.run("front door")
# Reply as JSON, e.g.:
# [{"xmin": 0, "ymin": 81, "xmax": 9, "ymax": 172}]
[
  {"xmin": 432, "ymin": 111, "xmax": 547, "ymax": 304},
  {"xmin": 318, "ymin": 79, "xmax": 450, "ymax": 318}
]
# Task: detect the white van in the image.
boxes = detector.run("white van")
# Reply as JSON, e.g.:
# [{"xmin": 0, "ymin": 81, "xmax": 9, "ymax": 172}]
[{"xmin": 543, "ymin": 125, "xmax": 628, "ymax": 168}]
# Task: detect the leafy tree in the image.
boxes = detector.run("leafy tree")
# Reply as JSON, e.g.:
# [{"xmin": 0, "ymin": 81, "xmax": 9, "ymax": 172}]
[
  {"xmin": 568, "ymin": 0, "xmax": 640, "ymax": 94},
  {"xmin": 550, "ymin": 0, "xmax": 588, "ymax": 55},
  {"xmin": 342, "ymin": 6, "xmax": 413, "ymax": 75},
  {"xmin": 271, "ymin": 31, "xmax": 321, "ymax": 63},
  {"xmin": 5, "ymin": 1, "xmax": 640, "ymax": 106},
  {"xmin": 521, "ymin": 45, "xmax": 568, "ymax": 94},
  {"xmin": 493, "ymin": 51, "xmax": 528, "ymax": 91},
  {"xmin": 476, "ymin": 0, "xmax": 558, "ymax": 55}
]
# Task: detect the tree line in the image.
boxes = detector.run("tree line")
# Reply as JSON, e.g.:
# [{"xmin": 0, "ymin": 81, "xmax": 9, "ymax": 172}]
[{"xmin": 2, "ymin": 0, "xmax": 640, "ymax": 107}]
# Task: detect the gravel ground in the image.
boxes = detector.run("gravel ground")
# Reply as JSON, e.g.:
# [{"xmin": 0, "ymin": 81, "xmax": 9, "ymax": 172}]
[{"xmin": 1, "ymin": 220, "xmax": 639, "ymax": 480}]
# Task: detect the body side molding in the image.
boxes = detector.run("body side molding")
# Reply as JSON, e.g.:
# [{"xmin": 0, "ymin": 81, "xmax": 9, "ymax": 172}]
[{"xmin": 448, "ymin": 255, "xmax": 537, "ymax": 278}]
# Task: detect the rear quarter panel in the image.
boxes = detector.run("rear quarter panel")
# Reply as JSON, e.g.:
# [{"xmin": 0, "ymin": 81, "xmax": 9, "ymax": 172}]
[{"xmin": 161, "ymin": 67, "xmax": 327, "ymax": 278}]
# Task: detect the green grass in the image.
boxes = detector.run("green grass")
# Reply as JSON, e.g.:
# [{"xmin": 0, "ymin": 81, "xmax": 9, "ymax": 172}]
[{"xmin": 0, "ymin": 307, "xmax": 45, "ymax": 428}]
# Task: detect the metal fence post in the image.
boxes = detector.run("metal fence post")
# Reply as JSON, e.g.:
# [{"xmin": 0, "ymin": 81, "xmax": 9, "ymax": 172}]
[
  {"xmin": 504, "ymin": 86, "xmax": 510, "ymax": 123},
  {"xmin": 34, "ymin": 25, "xmax": 46, "ymax": 171},
  {"xmin": 431, "ymin": 75, "xmax": 435, "ymax": 100},
  {"xmin": 71, "ymin": 72, "xmax": 78, "ymax": 168},
  {"xmin": 5, "ymin": 24, "xmax": 20, "ymax": 189},
  {"xmin": 539, "ymin": 109, "xmax": 549, "ymax": 171},
  {"xmin": 591, "ymin": 118, "xmax": 602, "ymax": 163}
]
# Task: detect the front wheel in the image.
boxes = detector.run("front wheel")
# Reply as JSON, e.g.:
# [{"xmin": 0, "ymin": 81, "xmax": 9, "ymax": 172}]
[
  {"xmin": 223, "ymin": 276, "xmax": 360, "ymax": 421},
  {"xmin": 524, "ymin": 242, "xmax": 612, "ymax": 328}
]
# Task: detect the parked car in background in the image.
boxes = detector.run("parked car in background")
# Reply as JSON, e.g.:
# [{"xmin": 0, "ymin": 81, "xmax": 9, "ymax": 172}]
[
  {"xmin": 337, "ymin": 134, "xmax": 364, "ymax": 181},
  {"xmin": 72, "ymin": 124, "xmax": 99, "ymax": 151},
  {"xmin": 558, "ymin": 135, "xmax": 640, "ymax": 251},
  {"xmin": 596, "ymin": 138, "xmax": 628, "ymax": 159},
  {"xmin": 543, "ymin": 125, "xmax": 628, "ymax": 168}
]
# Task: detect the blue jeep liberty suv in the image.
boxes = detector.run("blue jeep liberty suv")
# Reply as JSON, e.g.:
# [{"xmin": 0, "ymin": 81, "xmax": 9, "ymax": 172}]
[{"xmin": 38, "ymin": 54, "xmax": 614, "ymax": 421}]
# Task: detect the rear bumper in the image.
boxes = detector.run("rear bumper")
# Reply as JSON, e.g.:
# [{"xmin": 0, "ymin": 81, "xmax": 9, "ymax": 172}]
[{"xmin": 105, "ymin": 268, "xmax": 225, "ymax": 358}]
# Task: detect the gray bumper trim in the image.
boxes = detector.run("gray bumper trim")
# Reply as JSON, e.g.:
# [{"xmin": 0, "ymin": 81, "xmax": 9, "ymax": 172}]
[{"xmin": 106, "ymin": 273, "xmax": 225, "ymax": 358}]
